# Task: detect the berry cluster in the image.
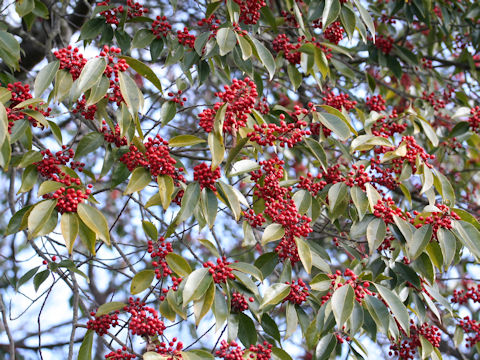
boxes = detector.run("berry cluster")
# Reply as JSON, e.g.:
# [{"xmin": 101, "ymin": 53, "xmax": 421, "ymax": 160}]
[
  {"xmin": 273, "ymin": 34, "xmax": 301, "ymax": 65},
  {"xmin": 243, "ymin": 208, "xmax": 266, "ymax": 228},
  {"xmin": 247, "ymin": 114, "xmax": 311, "ymax": 148},
  {"xmin": 124, "ymin": 297, "xmax": 166, "ymax": 337},
  {"xmin": 154, "ymin": 337, "xmax": 184, "ymax": 359},
  {"xmin": 389, "ymin": 321, "xmax": 441, "ymax": 360},
  {"xmin": 6, "ymin": 82, "xmax": 51, "ymax": 132},
  {"xmin": 198, "ymin": 77, "xmax": 258, "ymax": 134},
  {"xmin": 284, "ymin": 279, "xmax": 309, "ymax": 305},
  {"xmin": 250, "ymin": 157, "xmax": 313, "ymax": 264},
  {"xmin": 216, "ymin": 341, "xmax": 245, "ymax": 360},
  {"xmin": 233, "ymin": 0, "xmax": 266, "ymax": 25},
  {"xmin": 147, "ymin": 237, "xmax": 173, "ymax": 280},
  {"xmin": 452, "ymin": 284, "xmax": 480, "ymax": 305},
  {"xmin": 374, "ymin": 35, "xmax": 394, "ymax": 55},
  {"xmin": 371, "ymin": 110, "xmax": 406, "ymax": 137},
  {"xmin": 151, "ymin": 16, "xmax": 172, "ymax": 38},
  {"xmin": 320, "ymin": 269, "xmax": 373, "ymax": 305},
  {"xmin": 53, "ymin": 45, "xmax": 87, "ymax": 80},
  {"xmin": 372, "ymin": 198, "xmax": 405, "ymax": 224},
  {"xmin": 458, "ymin": 316, "xmax": 480, "ymax": 347},
  {"xmin": 422, "ymin": 91, "xmax": 446, "ymax": 111},
  {"xmin": 322, "ymin": 90, "xmax": 357, "ymax": 111},
  {"xmin": 104, "ymin": 347, "xmax": 135, "ymax": 360},
  {"xmin": 231, "ymin": 292, "xmax": 253, "ymax": 313},
  {"xmin": 297, "ymin": 172, "xmax": 328, "ymax": 196},
  {"xmin": 193, "ymin": 162, "xmax": 221, "ymax": 191},
  {"xmin": 101, "ymin": 46, "xmax": 129, "ymax": 106},
  {"xmin": 410, "ymin": 205, "xmax": 460, "ymax": 239},
  {"xmin": 97, "ymin": 0, "xmax": 148, "ymax": 26},
  {"xmin": 344, "ymin": 164, "xmax": 372, "ymax": 191},
  {"xmin": 366, "ymin": 94, "xmax": 386, "ymax": 112},
  {"xmin": 469, "ymin": 106, "xmax": 480, "ymax": 132},
  {"xmin": 49, "ymin": 185, "xmax": 92, "ymax": 213},
  {"xmin": 101, "ymin": 121, "xmax": 128, "ymax": 147},
  {"xmin": 168, "ymin": 90, "xmax": 187, "ymax": 107},
  {"xmin": 87, "ymin": 310, "xmax": 120, "ymax": 336},
  {"xmin": 119, "ymin": 135, "xmax": 185, "ymax": 181},
  {"xmin": 203, "ymin": 257, "xmax": 236, "ymax": 284},
  {"xmin": 177, "ymin": 27, "xmax": 196, "ymax": 48},
  {"xmin": 323, "ymin": 21, "xmax": 344, "ymax": 45}
]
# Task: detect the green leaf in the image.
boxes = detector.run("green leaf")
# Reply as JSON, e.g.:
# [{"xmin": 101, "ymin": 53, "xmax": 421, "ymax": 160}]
[
  {"xmin": 433, "ymin": 170, "xmax": 455, "ymax": 206},
  {"xmin": 331, "ymin": 284, "xmax": 354, "ymax": 326},
  {"xmin": 156, "ymin": 174, "xmax": 174, "ymax": 210},
  {"xmin": 194, "ymin": 282, "xmax": 215, "ymax": 326},
  {"xmin": 287, "ymin": 64, "xmax": 302, "ymax": 90},
  {"xmin": 120, "ymin": 55, "xmax": 163, "ymax": 93},
  {"xmin": 408, "ymin": 224, "xmax": 432, "ymax": 260},
  {"xmin": 208, "ymin": 132, "xmax": 225, "ymax": 170},
  {"xmin": 375, "ymin": 284, "xmax": 410, "ymax": 335},
  {"xmin": 202, "ymin": 188, "xmax": 218, "ymax": 228},
  {"xmin": 328, "ymin": 181, "xmax": 349, "ymax": 219},
  {"xmin": 77, "ymin": 329, "xmax": 94, "ymax": 360},
  {"xmin": 236, "ymin": 33, "xmax": 252, "ymax": 60},
  {"xmin": 118, "ymin": 71, "xmax": 143, "ymax": 116},
  {"xmin": 131, "ymin": 28, "xmax": 156, "ymax": 49},
  {"xmin": 28, "ymin": 200, "xmax": 57, "ymax": 239},
  {"xmin": 217, "ymin": 181, "xmax": 241, "ymax": 221},
  {"xmin": 230, "ymin": 261, "xmax": 263, "ymax": 281},
  {"xmin": 16, "ymin": 0, "xmax": 34, "ymax": 17},
  {"xmin": 367, "ymin": 217, "xmax": 386, "ymax": 254},
  {"xmin": 216, "ymin": 28, "xmax": 237, "ymax": 56},
  {"xmin": 33, "ymin": 269, "xmax": 50, "ymax": 292},
  {"xmin": 262, "ymin": 223, "xmax": 285, "ymax": 244},
  {"xmin": 304, "ymin": 137, "xmax": 328, "ymax": 170},
  {"xmin": 213, "ymin": 289, "xmax": 228, "ymax": 331},
  {"xmin": 86, "ymin": 75, "xmax": 110, "ymax": 106},
  {"xmin": 61, "ymin": 212, "xmax": 79, "ymax": 254},
  {"xmin": 238, "ymin": 313, "xmax": 257, "ymax": 346},
  {"xmin": 249, "ymin": 36, "xmax": 275, "ymax": 80},
  {"xmin": 168, "ymin": 135, "xmax": 206, "ymax": 147},
  {"xmin": 17, "ymin": 165, "xmax": 38, "ymax": 194},
  {"xmin": 322, "ymin": 0, "xmax": 341, "ymax": 28},
  {"xmin": 315, "ymin": 333, "xmax": 337, "ymax": 360},
  {"xmin": 228, "ymin": 159, "xmax": 259, "ymax": 177},
  {"xmin": 16, "ymin": 266, "xmax": 40, "ymax": 290},
  {"xmin": 142, "ymin": 220, "xmax": 157, "ymax": 241},
  {"xmin": 178, "ymin": 182, "xmax": 201, "ymax": 223},
  {"xmin": 295, "ymin": 237, "xmax": 312, "ymax": 274},
  {"xmin": 95, "ymin": 302, "xmax": 127, "ymax": 317},
  {"xmin": 78, "ymin": 219, "xmax": 97, "ymax": 255},
  {"xmin": 354, "ymin": 0, "xmax": 375, "ymax": 40},
  {"xmin": 54, "ymin": 69, "xmax": 73, "ymax": 102},
  {"xmin": 181, "ymin": 350, "xmax": 214, "ymax": 360},
  {"xmin": 37, "ymin": 180, "xmax": 63, "ymax": 197},
  {"xmin": 340, "ymin": 6, "xmax": 356, "ymax": 40},
  {"xmin": 73, "ymin": 57, "xmax": 107, "ymax": 100},
  {"xmin": 34, "ymin": 61, "xmax": 59, "ymax": 98},
  {"xmin": 74, "ymin": 132, "xmax": 104, "ymax": 160},
  {"xmin": 452, "ymin": 220, "xmax": 480, "ymax": 261},
  {"xmin": 183, "ymin": 268, "xmax": 213, "ymax": 305},
  {"xmin": 165, "ymin": 253, "xmax": 192, "ymax": 277},
  {"xmin": 124, "ymin": 167, "xmax": 151, "ymax": 195},
  {"xmin": 259, "ymin": 283, "xmax": 290, "ymax": 309},
  {"xmin": 80, "ymin": 17, "xmax": 106, "ymax": 40},
  {"xmin": 437, "ymin": 228, "xmax": 456, "ymax": 268},
  {"xmin": 0, "ymin": 30, "xmax": 20, "ymax": 70},
  {"xmin": 314, "ymin": 111, "xmax": 350, "ymax": 140},
  {"xmin": 130, "ymin": 269, "xmax": 155, "ymax": 295},
  {"xmin": 160, "ymin": 101, "xmax": 176, "ymax": 126},
  {"xmin": 77, "ymin": 203, "xmax": 110, "ymax": 245}
]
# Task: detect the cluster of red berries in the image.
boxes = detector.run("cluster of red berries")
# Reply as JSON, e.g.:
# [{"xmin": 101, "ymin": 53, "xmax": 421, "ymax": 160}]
[
  {"xmin": 297, "ymin": 172, "xmax": 328, "ymax": 196},
  {"xmin": 203, "ymin": 257, "xmax": 236, "ymax": 284},
  {"xmin": 231, "ymin": 292, "xmax": 254, "ymax": 312},
  {"xmin": 323, "ymin": 21, "xmax": 345, "ymax": 44},
  {"xmin": 374, "ymin": 35, "xmax": 394, "ymax": 55},
  {"xmin": 154, "ymin": 337, "xmax": 184, "ymax": 359},
  {"xmin": 97, "ymin": 0, "xmax": 148, "ymax": 26},
  {"xmin": 371, "ymin": 110, "xmax": 406, "ymax": 137},
  {"xmin": 452, "ymin": 284, "xmax": 480, "ymax": 305},
  {"xmin": 101, "ymin": 121, "xmax": 128, "ymax": 147},
  {"xmin": 49, "ymin": 185, "xmax": 92, "ymax": 213},
  {"xmin": 273, "ymin": 34, "xmax": 301, "ymax": 65},
  {"xmin": 87, "ymin": 310, "xmax": 120, "ymax": 336},
  {"xmin": 198, "ymin": 77, "xmax": 258, "ymax": 134},
  {"xmin": 320, "ymin": 269, "xmax": 373, "ymax": 305},
  {"xmin": 409, "ymin": 205, "xmax": 460, "ymax": 239},
  {"xmin": 422, "ymin": 91, "xmax": 446, "ymax": 111},
  {"xmin": 250, "ymin": 157, "xmax": 313, "ymax": 264},
  {"xmin": 322, "ymin": 90, "xmax": 357, "ymax": 111},
  {"xmin": 281, "ymin": 10, "xmax": 299, "ymax": 28},
  {"xmin": 309, "ymin": 122, "xmax": 332, "ymax": 137},
  {"xmin": 6, "ymin": 82, "xmax": 51, "ymax": 132},
  {"xmin": 421, "ymin": 57, "xmax": 433, "ymax": 69},
  {"xmin": 372, "ymin": 197, "xmax": 405, "ymax": 224},
  {"xmin": 366, "ymin": 94, "xmax": 386, "ymax": 112},
  {"xmin": 125, "ymin": 297, "xmax": 166, "ymax": 337},
  {"xmin": 458, "ymin": 316, "xmax": 480, "ymax": 347},
  {"xmin": 243, "ymin": 208, "xmax": 266, "ymax": 228},
  {"xmin": 193, "ymin": 162, "xmax": 221, "ymax": 191},
  {"xmin": 147, "ymin": 237, "xmax": 173, "ymax": 280},
  {"xmin": 216, "ymin": 340, "xmax": 272, "ymax": 360},
  {"xmin": 120, "ymin": 135, "xmax": 186, "ymax": 182},
  {"xmin": 53, "ymin": 46, "xmax": 87, "ymax": 80},
  {"xmin": 248, "ymin": 114, "xmax": 311, "ymax": 148},
  {"xmin": 177, "ymin": 27, "xmax": 196, "ymax": 48},
  {"xmin": 389, "ymin": 321, "xmax": 441, "ymax": 360},
  {"xmin": 101, "ymin": 46, "xmax": 129, "ymax": 106},
  {"xmin": 104, "ymin": 347, "xmax": 135, "ymax": 360},
  {"xmin": 151, "ymin": 15, "xmax": 172, "ymax": 38},
  {"xmin": 469, "ymin": 106, "xmax": 480, "ymax": 132},
  {"xmin": 168, "ymin": 90, "xmax": 187, "ymax": 107},
  {"xmin": 284, "ymin": 279, "xmax": 310, "ymax": 305},
  {"xmin": 344, "ymin": 164, "xmax": 372, "ymax": 191},
  {"xmin": 234, "ymin": 0, "xmax": 266, "ymax": 25}
]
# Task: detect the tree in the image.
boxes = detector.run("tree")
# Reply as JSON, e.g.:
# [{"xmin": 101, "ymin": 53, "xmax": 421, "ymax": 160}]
[{"xmin": 1, "ymin": 0, "xmax": 480, "ymax": 359}]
